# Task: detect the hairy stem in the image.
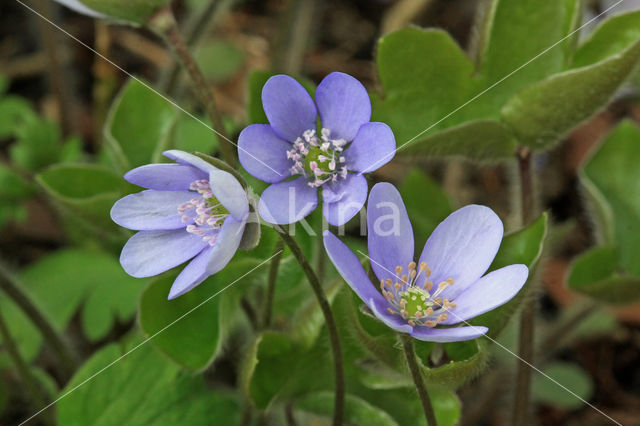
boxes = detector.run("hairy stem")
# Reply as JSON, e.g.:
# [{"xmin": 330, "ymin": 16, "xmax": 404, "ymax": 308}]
[
  {"xmin": 262, "ymin": 238, "xmax": 285, "ymax": 329},
  {"xmin": 0, "ymin": 306, "xmax": 50, "ymax": 423},
  {"xmin": 0, "ymin": 263, "xmax": 76, "ymax": 380},
  {"xmin": 276, "ymin": 228, "xmax": 344, "ymax": 426},
  {"xmin": 149, "ymin": 6, "xmax": 237, "ymax": 167},
  {"xmin": 400, "ymin": 334, "xmax": 438, "ymax": 426},
  {"xmin": 513, "ymin": 147, "xmax": 535, "ymax": 426}
]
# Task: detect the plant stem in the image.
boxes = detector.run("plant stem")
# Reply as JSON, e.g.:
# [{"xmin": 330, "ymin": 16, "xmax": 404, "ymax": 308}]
[
  {"xmin": 276, "ymin": 227, "xmax": 344, "ymax": 426},
  {"xmin": 512, "ymin": 147, "xmax": 535, "ymax": 426},
  {"xmin": 0, "ymin": 306, "xmax": 51, "ymax": 424},
  {"xmin": 400, "ymin": 334, "xmax": 438, "ymax": 426},
  {"xmin": 149, "ymin": 6, "xmax": 237, "ymax": 168},
  {"xmin": 0, "ymin": 263, "xmax": 76, "ymax": 380},
  {"xmin": 262, "ymin": 238, "xmax": 285, "ymax": 329}
]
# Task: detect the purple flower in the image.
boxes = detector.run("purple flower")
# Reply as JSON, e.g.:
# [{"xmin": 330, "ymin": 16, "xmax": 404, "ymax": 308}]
[
  {"xmin": 238, "ymin": 72, "xmax": 395, "ymax": 226},
  {"xmin": 323, "ymin": 183, "xmax": 528, "ymax": 342},
  {"xmin": 110, "ymin": 150, "xmax": 249, "ymax": 299}
]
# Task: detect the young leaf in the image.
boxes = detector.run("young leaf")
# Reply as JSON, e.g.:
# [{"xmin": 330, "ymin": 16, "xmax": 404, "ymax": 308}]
[
  {"xmin": 295, "ymin": 392, "xmax": 399, "ymax": 426},
  {"xmin": 57, "ymin": 342, "xmax": 240, "ymax": 425},
  {"xmin": 139, "ymin": 257, "xmax": 264, "ymax": 371},
  {"xmin": 104, "ymin": 79, "xmax": 177, "ymax": 171}
]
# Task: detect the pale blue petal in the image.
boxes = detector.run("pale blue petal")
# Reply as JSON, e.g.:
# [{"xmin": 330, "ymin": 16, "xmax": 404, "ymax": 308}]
[
  {"xmin": 322, "ymin": 174, "xmax": 368, "ymax": 226},
  {"xmin": 168, "ymin": 218, "xmax": 245, "ymax": 299},
  {"xmin": 124, "ymin": 164, "xmax": 206, "ymax": 191},
  {"xmin": 418, "ymin": 205, "xmax": 503, "ymax": 300},
  {"xmin": 110, "ymin": 190, "xmax": 196, "ymax": 230},
  {"xmin": 441, "ymin": 264, "xmax": 529, "ymax": 325},
  {"xmin": 238, "ymin": 124, "xmax": 291, "ymax": 183},
  {"xmin": 53, "ymin": 0, "xmax": 105, "ymax": 18},
  {"xmin": 369, "ymin": 298, "xmax": 413, "ymax": 333},
  {"xmin": 344, "ymin": 122, "xmax": 395, "ymax": 173},
  {"xmin": 366, "ymin": 183, "xmax": 414, "ymax": 284},
  {"xmin": 316, "ymin": 72, "xmax": 371, "ymax": 142},
  {"xmin": 262, "ymin": 75, "xmax": 317, "ymax": 142},
  {"xmin": 258, "ymin": 177, "xmax": 318, "ymax": 224},
  {"xmin": 410, "ymin": 325, "xmax": 488, "ymax": 342},
  {"xmin": 120, "ymin": 229, "xmax": 207, "ymax": 278},
  {"xmin": 163, "ymin": 150, "xmax": 219, "ymax": 174},
  {"xmin": 209, "ymin": 170, "xmax": 249, "ymax": 221},
  {"xmin": 323, "ymin": 231, "xmax": 385, "ymax": 305}
]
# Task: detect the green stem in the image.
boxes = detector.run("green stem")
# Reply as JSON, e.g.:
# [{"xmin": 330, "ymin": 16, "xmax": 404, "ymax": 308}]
[
  {"xmin": 149, "ymin": 6, "xmax": 237, "ymax": 167},
  {"xmin": 400, "ymin": 334, "xmax": 438, "ymax": 426},
  {"xmin": 262, "ymin": 238, "xmax": 285, "ymax": 329},
  {"xmin": 512, "ymin": 147, "xmax": 536, "ymax": 426},
  {"xmin": 0, "ymin": 263, "xmax": 76, "ymax": 380},
  {"xmin": 276, "ymin": 228, "xmax": 344, "ymax": 426},
  {"xmin": 0, "ymin": 306, "xmax": 51, "ymax": 424}
]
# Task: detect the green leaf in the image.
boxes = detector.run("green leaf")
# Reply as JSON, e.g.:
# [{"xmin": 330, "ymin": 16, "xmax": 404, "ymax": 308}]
[
  {"xmin": 0, "ymin": 96, "xmax": 37, "ymax": 139},
  {"xmin": 104, "ymin": 79, "xmax": 177, "ymax": 171},
  {"xmin": 568, "ymin": 247, "xmax": 640, "ymax": 304},
  {"xmin": 532, "ymin": 362, "xmax": 593, "ymax": 410},
  {"xmin": 139, "ymin": 257, "xmax": 264, "ymax": 370},
  {"xmin": 0, "ymin": 165, "xmax": 33, "ymax": 201},
  {"xmin": 399, "ymin": 120, "xmax": 516, "ymax": 161},
  {"xmin": 581, "ymin": 120, "xmax": 640, "ymax": 276},
  {"xmin": 473, "ymin": 213, "xmax": 548, "ymax": 337},
  {"xmin": 10, "ymin": 119, "xmax": 62, "ymax": 171},
  {"xmin": 194, "ymin": 40, "xmax": 245, "ymax": 83},
  {"xmin": 78, "ymin": 0, "xmax": 170, "ymax": 24},
  {"xmin": 502, "ymin": 12, "xmax": 640, "ymax": 149},
  {"xmin": 295, "ymin": 392, "xmax": 399, "ymax": 426},
  {"xmin": 169, "ymin": 113, "xmax": 218, "ymax": 157},
  {"xmin": 36, "ymin": 163, "xmax": 123, "ymax": 231},
  {"xmin": 57, "ymin": 341, "xmax": 240, "ymax": 425}
]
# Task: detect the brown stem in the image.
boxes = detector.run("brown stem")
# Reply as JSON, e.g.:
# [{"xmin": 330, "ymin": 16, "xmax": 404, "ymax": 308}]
[
  {"xmin": 0, "ymin": 263, "xmax": 76, "ymax": 380},
  {"xmin": 262, "ymin": 238, "xmax": 285, "ymax": 329},
  {"xmin": 276, "ymin": 228, "xmax": 344, "ymax": 426},
  {"xmin": 512, "ymin": 147, "xmax": 535, "ymax": 426},
  {"xmin": 149, "ymin": 6, "xmax": 237, "ymax": 167},
  {"xmin": 400, "ymin": 334, "xmax": 438, "ymax": 426}
]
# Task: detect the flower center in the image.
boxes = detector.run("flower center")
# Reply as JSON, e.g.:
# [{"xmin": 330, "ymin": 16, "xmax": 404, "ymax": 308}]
[
  {"xmin": 286, "ymin": 128, "xmax": 348, "ymax": 188},
  {"xmin": 178, "ymin": 179, "xmax": 229, "ymax": 245},
  {"xmin": 379, "ymin": 261, "xmax": 457, "ymax": 327}
]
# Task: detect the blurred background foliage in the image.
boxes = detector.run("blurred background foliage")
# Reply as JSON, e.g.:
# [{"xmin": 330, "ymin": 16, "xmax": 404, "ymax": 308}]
[{"xmin": 0, "ymin": 0, "xmax": 639, "ymax": 425}]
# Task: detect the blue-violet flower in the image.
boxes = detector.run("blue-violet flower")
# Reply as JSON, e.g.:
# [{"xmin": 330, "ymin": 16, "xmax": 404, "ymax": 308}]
[
  {"xmin": 111, "ymin": 150, "xmax": 249, "ymax": 299},
  {"xmin": 323, "ymin": 182, "xmax": 528, "ymax": 342},
  {"xmin": 238, "ymin": 72, "xmax": 396, "ymax": 226}
]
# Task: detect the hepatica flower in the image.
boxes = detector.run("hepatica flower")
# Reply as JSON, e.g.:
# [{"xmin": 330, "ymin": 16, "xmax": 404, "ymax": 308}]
[
  {"xmin": 323, "ymin": 183, "xmax": 528, "ymax": 342},
  {"xmin": 110, "ymin": 150, "xmax": 249, "ymax": 299},
  {"xmin": 238, "ymin": 72, "xmax": 395, "ymax": 226}
]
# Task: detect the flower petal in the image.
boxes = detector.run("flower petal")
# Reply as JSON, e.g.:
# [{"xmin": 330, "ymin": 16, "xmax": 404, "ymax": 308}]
[
  {"xmin": 316, "ymin": 72, "xmax": 371, "ymax": 142},
  {"xmin": 258, "ymin": 177, "xmax": 318, "ymax": 224},
  {"xmin": 418, "ymin": 205, "xmax": 504, "ymax": 299},
  {"xmin": 344, "ymin": 122, "xmax": 396, "ymax": 173},
  {"xmin": 262, "ymin": 75, "xmax": 317, "ymax": 142},
  {"xmin": 163, "ymin": 150, "xmax": 219, "ymax": 174},
  {"xmin": 168, "ymin": 218, "xmax": 246, "ymax": 299},
  {"xmin": 410, "ymin": 325, "xmax": 488, "ymax": 343},
  {"xmin": 369, "ymin": 298, "xmax": 413, "ymax": 333},
  {"xmin": 323, "ymin": 231, "xmax": 385, "ymax": 306},
  {"xmin": 238, "ymin": 124, "xmax": 291, "ymax": 183},
  {"xmin": 322, "ymin": 174, "xmax": 368, "ymax": 226},
  {"xmin": 124, "ymin": 164, "xmax": 207, "ymax": 191},
  {"xmin": 366, "ymin": 183, "xmax": 414, "ymax": 284},
  {"xmin": 53, "ymin": 0, "xmax": 106, "ymax": 18},
  {"xmin": 441, "ymin": 264, "xmax": 529, "ymax": 325},
  {"xmin": 209, "ymin": 170, "xmax": 249, "ymax": 221},
  {"xmin": 120, "ymin": 229, "xmax": 207, "ymax": 278},
  {"xmin": 110, "ymin": 190, "xmax": 196, "ymax": 230}
]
